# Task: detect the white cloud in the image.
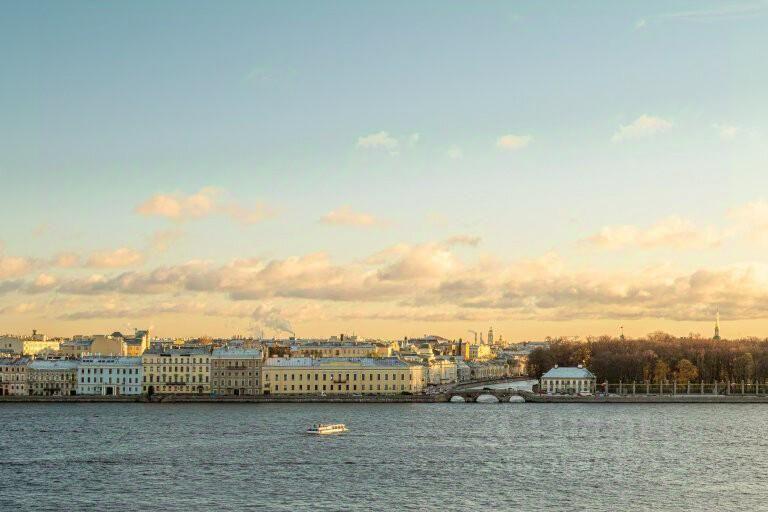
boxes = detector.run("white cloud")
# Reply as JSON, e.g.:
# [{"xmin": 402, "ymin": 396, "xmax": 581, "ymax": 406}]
[
  {"xmin": 320, "ymin": 206, "xmax": 381, "ymax": 227},
  {"xmin": 408, "ymin": 133, "xmax": 420, "ymax": 146},
  {"xmin": 25, "ymin": 273, "xmax": 58, "ymax": 293},
  {"xmin": 496, "ymin": 134, "xmax": 533, "ymax": 151},
  {"xmin": 136, "ymin": 188, "xmax": 273, "ymax": 225},
  {"xmin": 16, "ymin": 236, "xmax": 768, "ymax": 324},
  {"xmin": 86, "ymin": 248, "xmax": 144, "ymax": 268},
  {"xmin": 635, "ymin": 19, "xmax": 647, "ymax": 29},
  {"xmin": 136, "ymin": 187, "xmax": 217, "ymax": 220},
  {"xmin": 0, "ymin": 302, "xmax": 37, "ymax": 315},
  {"xmin": 0, "ymin": 254, "xmax": 35, "ymax": 279},
  {"xmin": 713, "ymin": 123, "xmax": 740, "ymax": 140},
  {"xmin": 52, "ymin": 252, "xmax": 81, "ymax": 268},
  {"xmin": 612, "ymin": 114, "xmax": 672, "ymax": 142},
  {"xmin": 583, "ymin": 216, "xmax": 722, "ymax": 250},
  {"xmin": 356, "ymin": 131, "xmax": 399, "ymax": 152}
]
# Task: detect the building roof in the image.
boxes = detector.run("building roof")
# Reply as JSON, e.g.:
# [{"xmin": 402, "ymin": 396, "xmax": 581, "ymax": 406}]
[
  {"xmin": 0, "ymin": 357, "xmax": 30, "ymax": 367},
  {"xmin": 79, "ymin": 356, "xmax": 142, "ymax": 366},
  {"xmin": 211, "ymin": 347, "xmax": 263, "ymax": 359},
  {"xmin": 144, "ymin": 346, "xmax": 211, "ymax": 356},
  {"xmin": 264, "ymin": 357, "xmax": 409, "ymax": 369},
  {"xmin": 541, "ymin": 366, "xmax": 596, "ymax": 379},
  {"xmin": 28, "ymin": 360, "xmax": 79, "ymax": 370},
  {"xmin": 290, "ymin": 343, "xmax": 374, "ymax": 350}
]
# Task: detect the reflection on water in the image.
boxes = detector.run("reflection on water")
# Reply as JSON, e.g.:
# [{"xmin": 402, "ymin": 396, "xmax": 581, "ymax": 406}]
[{"xmin": 1, "ymin": 402, "xmax": 766, "ymax": 511}]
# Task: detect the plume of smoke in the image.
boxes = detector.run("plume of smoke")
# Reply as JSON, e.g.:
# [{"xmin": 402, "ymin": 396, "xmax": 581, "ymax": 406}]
[{"xmin": 252, "ymin": 306, "xmax": 294, "ymax": 337}]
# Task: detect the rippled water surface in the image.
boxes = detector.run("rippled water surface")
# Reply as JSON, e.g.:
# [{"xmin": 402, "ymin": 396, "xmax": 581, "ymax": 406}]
[{"xmin": 1, "ymin": 403, "xmax": 767, "ymax": 511}]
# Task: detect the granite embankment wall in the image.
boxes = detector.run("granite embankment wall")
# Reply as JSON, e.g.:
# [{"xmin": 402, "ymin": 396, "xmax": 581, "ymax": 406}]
[
  {"xmin": 0, "ymin": 394, "xmax": 448, "ymax": 404},
  {"xmin": 5, "ymin": 391, "xmax": 768, "ymax": 404}
]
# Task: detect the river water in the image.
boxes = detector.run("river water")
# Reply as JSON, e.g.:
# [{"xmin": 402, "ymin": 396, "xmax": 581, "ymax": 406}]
[{"xmin": 1, "ymin": 402, "xmax": 766, "ymax": 511}]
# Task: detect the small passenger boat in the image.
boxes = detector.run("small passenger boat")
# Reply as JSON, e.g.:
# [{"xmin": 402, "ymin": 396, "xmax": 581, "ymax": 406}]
[{"xmin": 306, "ymin": 423, "xmax": 348, "ymax": 435}]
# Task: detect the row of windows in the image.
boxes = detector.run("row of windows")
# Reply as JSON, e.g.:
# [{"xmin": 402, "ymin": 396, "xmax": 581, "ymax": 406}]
[
  {"xmin": 29, "ymin": 375, "xmax": 74, "ymax": 381},
  {"xmin": 143, "ymin": 385, "xmax": 209, "ymax": 392},
  {"xmin": 144, "ymin": 358, "xmax": 209, "ymax": 364},
  {"xmin": 79, "ymin": 386, "xmax": 141, "ymax": 394},
  {"xmin": 144, "ymin": 367, "xmax": 207, "ymax": 374},
  {"xmin": 266, "ymin": 372, "xmax": 408, "ymax": 382},
  {"xmin": 211, "ymin": 379, "xmax": 259, "ymax": 386},
  {"xmin": 269, "ymin": 383, "xmax": 409, "ymax": 392},
  {"xmin": 212, "ymin": 371, "xmax": 257, "ymax": 377},
  {"xmin": 144, "ymin": 375, "xmax": 210, "ymax": 383},
  {"xmin": 80, "ymin": 377, "xmax": 139, "ymax": 384},
  {"xmin": 80, "ymin": 368, "xmax": 139, "ymax": 375}
]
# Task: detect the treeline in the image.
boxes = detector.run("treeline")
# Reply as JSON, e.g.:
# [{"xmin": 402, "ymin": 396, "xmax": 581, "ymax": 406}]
[{"xmin": 527, "ymin": 333, "xmax": 768, "ymax": 383}]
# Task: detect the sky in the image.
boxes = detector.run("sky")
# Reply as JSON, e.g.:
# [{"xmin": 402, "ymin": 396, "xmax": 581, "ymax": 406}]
[{"xmin": 1, "ymin": 1, "xmax": 768, "ymax": 340}]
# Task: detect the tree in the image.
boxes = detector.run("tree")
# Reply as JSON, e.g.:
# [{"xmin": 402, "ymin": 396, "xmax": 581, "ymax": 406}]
[
  {"xmin": 653, "ymin": 360, "xmax": 670, "ymax": 383},
  {"xmin": 733, "ymin": 352, "xmax": 755, "ymax": 382},
  {"xmin": 675, "ymin": 359, "xmax": 699, "ymax": 383}
]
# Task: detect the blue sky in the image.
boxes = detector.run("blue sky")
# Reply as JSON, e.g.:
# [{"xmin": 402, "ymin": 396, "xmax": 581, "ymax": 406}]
[{"xmin": 1, "ymin": 1, "xmax": 767, "ymax": 339}]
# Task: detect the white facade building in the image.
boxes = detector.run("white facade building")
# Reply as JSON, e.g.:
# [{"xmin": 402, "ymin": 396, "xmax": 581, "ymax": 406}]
[
  {"xmin": 427, "ymin": 358, "xmax": 458, "ymax": 385},
  {"xmin": 77, "ymin": 356, "xmax": 143, "ymax": 396},
  {"xmin": 540, "ymin": 365, "xmax": 596, "ymax": 394}
]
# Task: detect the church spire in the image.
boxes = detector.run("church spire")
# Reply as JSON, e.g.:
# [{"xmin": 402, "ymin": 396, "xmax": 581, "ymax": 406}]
[{"xmin": 713, "ymin": 306, "xmax": 721, "ymax": 340}]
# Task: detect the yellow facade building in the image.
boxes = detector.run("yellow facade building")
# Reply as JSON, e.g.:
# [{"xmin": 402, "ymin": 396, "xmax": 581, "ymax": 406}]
[
  {"xmin": 142, "ymin": 347, "xmax": 211, "ymax": 395},
  {"xmin": 261, "ymin": 357, "xmax": 425, "ymax": 395}
]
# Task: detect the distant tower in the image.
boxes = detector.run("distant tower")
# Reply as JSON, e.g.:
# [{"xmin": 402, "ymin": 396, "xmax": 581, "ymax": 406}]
[
  {"xmin": 619, "ymin": 326, "xmax": 625, "ymax": 341},
  {"xmin": 713, "ymin": 307, "xmax": 721, "ymax": 340},
  {"xmin": 488, "ymin": 327, "xmax": 494, "ymax": 345}
]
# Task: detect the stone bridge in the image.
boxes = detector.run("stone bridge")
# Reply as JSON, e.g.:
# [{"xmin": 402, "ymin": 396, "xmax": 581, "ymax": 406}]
[{"xmin": 446, "ymin": 389, "xmax": 530, "ymax": 403}]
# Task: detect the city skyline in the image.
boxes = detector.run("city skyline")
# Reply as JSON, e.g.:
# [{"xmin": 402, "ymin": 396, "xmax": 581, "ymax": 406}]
[{"xmin": 2, "ymin": 1, "xmax": 768, "ymax": 339}]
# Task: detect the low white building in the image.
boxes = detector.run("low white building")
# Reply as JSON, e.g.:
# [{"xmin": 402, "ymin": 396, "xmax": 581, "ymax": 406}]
[
  {"xmin": 427, "ymin": 358, "xmax": 458, "ymax": 385},
  {"xmin": 77, "ymin": 356, "xmax": 143, "ymax": 396},
  {"xmin": 540, "ymin": 365, "xmax": 596, "ymax": 394}
]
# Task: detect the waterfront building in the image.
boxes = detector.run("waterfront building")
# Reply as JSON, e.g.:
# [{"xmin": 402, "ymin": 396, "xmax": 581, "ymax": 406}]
[
  {"xmin": 0, "ymin": 330, "xmax": 60, "ymax": 356},
  {"xmin": 540, "ymin": 365, "xmax": 596, "ymax": 394},
  {"xmin": 142, "ymin": 346, "xmax": 211, "ymax": 395},
  {"xmin": 77, "ymin": 356, "xmax": 143, "ymax": 396},
  {"xmin": 426, "ymin": 358, "xmax": 458, "ymax": 385},
  {"xmin": 0, "ymin": 357, "xmax": 29, "ymax": 396},
  {"xmin": 28, "ymin": 360, "xmax": 78, "ymax": 396},
  {"xmin": 467, "ymin": 360, "xmax": 508, "ymax": 381},
  {"xmin": 261, "ymin": 357, "xmax": 425, "ymax": 395},
  {"xmin": 211, "ymin": 347, "xmax": 262, "ymax": 396}
]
